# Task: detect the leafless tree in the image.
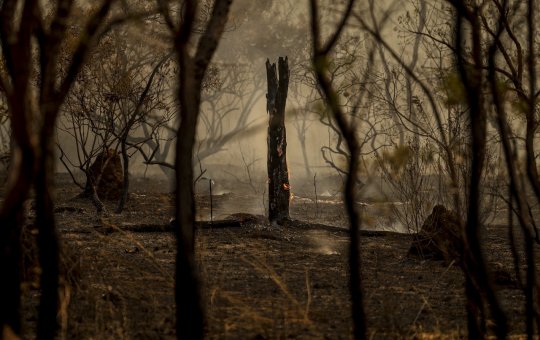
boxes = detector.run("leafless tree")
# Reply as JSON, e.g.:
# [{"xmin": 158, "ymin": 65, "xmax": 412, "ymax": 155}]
[
  {"xmin": 158, "ymin": 0, "xmax": 234, "ymax": 338},
  {"xmin": 449, "ymin": 2, "xmax": 508, "ymax": 336},
  {"xmin": 266, "ymin": 56, "xmax": 291, "ymax": 224},
  {"xmin": 136, "ymin": 61, "xmax": 265, "ymax": 184},
  {"xmin": 484, "ymin": 0, "xmax": 540, "ymax": 336},
  {"xmin": 288, "ymin": 98, "xmax": 316, "ymax": 179},
  {"xmin": 355, "ymin": 0, "xmax": 540, "ymax": 337},
  {"xmin": 298, "ymin": 32, "xmax": 392, "ymax": 183},
  {"xmin": 309, "ymin": 0, "xmax": 368, "ymax": 338},
  {"xmin": 59, "ymin": 25, "xmax": 173, "ymax": 212},
  {"xmin": 197, "ymin": 62, "xmax": 265, "ymax": 160},
  {"xmin": 0, "ymin": 1, "xmax": 115, "ymax": 337}
]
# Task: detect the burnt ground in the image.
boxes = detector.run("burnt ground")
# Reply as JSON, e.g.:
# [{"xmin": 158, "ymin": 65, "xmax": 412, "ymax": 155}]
[{"xmin": 7, "ymin": 174, "xmax": 539, "ymax": 339}]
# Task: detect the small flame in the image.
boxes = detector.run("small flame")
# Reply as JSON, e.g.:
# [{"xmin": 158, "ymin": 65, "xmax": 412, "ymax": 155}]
[{"xmin": 277, "ymin": 146, "xmax": 283, "ymax": 157}]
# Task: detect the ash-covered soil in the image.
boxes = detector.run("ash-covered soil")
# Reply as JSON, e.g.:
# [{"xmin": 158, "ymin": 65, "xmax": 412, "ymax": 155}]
[{"xmin": 9, "ymin": 174, "xmax": 538, "ymax": 339}]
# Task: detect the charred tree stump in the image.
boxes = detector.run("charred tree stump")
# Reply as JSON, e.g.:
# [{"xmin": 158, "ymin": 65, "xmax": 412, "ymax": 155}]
[{"xmin": 266, "ymin": 57, "xmax": 290, "ymax": 225}]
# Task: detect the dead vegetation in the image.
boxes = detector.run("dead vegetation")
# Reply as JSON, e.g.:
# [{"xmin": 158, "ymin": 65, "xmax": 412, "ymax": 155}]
[{"xmin": 10, "ymin": 175, "xmax": 535, "ymax": 339}]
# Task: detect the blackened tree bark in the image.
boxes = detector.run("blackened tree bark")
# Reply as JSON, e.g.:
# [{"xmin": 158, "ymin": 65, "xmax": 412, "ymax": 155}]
[
  {"xmin": 266, "ymin": 57, "xmax": 290, "ymax": 224},
  {"xmin": 0, "ymin": 1, "xmax": 38, "ymax": 334},
  {"xmin": 116, "ymin": 142, "xmax": 130, "ymax": 213},
  {"xmin": 453, "ymin": 2, "xmax": 508, "ymax": 338},
  {"xmin": 167, "ymin": 0, "xmax": 233, "ymax": 339},
  {"xmin": 34, "ymin": 128, "xmax": 60, "ymax": 340},
  {"xmin": 524, "ymin": 1, "xmax": 540, "ymax": 333},
  {"xmin": 488, "ymin": 1, "xmax": 540, "ymax": 336},
  {"xmin": 116, "ymin": 56, "xmax": 168, "ymax": 213},
  {"xmin": 309, "ymin": 1, "xmax": 366, "ymax": 339},
  {"xmin": 0, "ymin": 0, "xmax": 114, "ymax": 337}
]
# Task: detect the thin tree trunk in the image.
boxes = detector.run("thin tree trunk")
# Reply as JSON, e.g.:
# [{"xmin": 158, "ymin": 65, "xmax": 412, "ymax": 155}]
[
  {"xmin": 0, "ymin": 126, "xmax": 37, "ymax": 337},
  {"xmin": 0, "ymin": 214, "xmax": 22, "ymax": 336},
  {"xmin": 0, "ymin": 130, "xmax": 36, "ymax": 338},
  {"xmin": 524, "ymin": 231, "xmax": 536, "ymax": 338},
  {"xmin": 35, "ymin": 144, "xmax": 60, "ymax": 339},
  {"xmin": 0, "ymin": 199, "xmax": 26, "ymax": 336},
  {"xmin": 489, "ymin": 22, "xmax": 539, "ymax": 338},
  {"xmin": 454, "ymin": 6, "xmax": 507, "ymax": 338},
  {"xmin": 300, "ymin": 136, "xmax": 312, "ymax": 179},
  {"xmin": 0, "ymin": 0, "xmax": 112, "ymax": 337},
  {"xmin": 172, "ymin": 1, "xmax": 233, "ymax": 338},
  {"xmin": 116, "ymin": 140, "xmax": 129, "ymax": 213},
  {"xmin": 309, "ymin": 2, "xmax": 366, "ymax": 338},
  {"xmin": 266, "ymin": 57, "xmax": 290, "ymax": 224},
  {"xmin": 0, "ymin": 1, "xmax": 36, "ymax": 332},
  {"xmin": 524, "ymin": 1, "xmax": 540, "ymax": 334},
  {"xmin": 175, "ymin": 49, "xmax": 204, "ymax": 340},
  {"xmin": 175, "ymin": 123, "xmax": 202, "ymax": 340},
  {"xmin": 175, "ymin": 56, "xmax": 204, "ymax": 340}
]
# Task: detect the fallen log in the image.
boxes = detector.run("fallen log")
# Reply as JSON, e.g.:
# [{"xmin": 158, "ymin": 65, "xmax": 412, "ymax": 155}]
[{"xmin": 90, "ymin": 220, "xmax": 242, "ymax": 234}]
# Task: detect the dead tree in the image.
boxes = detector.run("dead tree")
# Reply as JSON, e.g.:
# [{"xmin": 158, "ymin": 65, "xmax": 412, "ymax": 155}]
[
  {"xmin": 266, "ymin": 57, "xmax": 290, "ymax": 224},
  {"xmin": 0, "ymin": 1, "xmax": 114, "ymax": 338},
  {"xmin": 452, "ymin": 3, "xmax": 508, "ymax": 338},
  {"xmin": 309, "ymin": 0, "xmax": 367, "ymax": 339},
  {"xmin": 486, "ymin": 0, "xmax": 540, "ymax": 336},
  {"xmin": 156, "ymin": 0, "xmax": 234, "ymax": 338}
]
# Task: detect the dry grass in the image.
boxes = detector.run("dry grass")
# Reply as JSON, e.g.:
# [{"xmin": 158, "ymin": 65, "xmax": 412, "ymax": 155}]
[{"xmin": 12, "ymin": 176, "xmax": 539, "ymax": 339}]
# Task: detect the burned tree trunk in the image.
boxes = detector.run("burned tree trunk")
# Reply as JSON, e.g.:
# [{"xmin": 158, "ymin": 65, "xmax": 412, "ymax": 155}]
[
  {"xmin": 266, "ymin": 57, "xmax": 290, "ymax": 225},
  {"xmin": 170, "ymin": 1, "xmax": 234, "ymax": 339}
]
